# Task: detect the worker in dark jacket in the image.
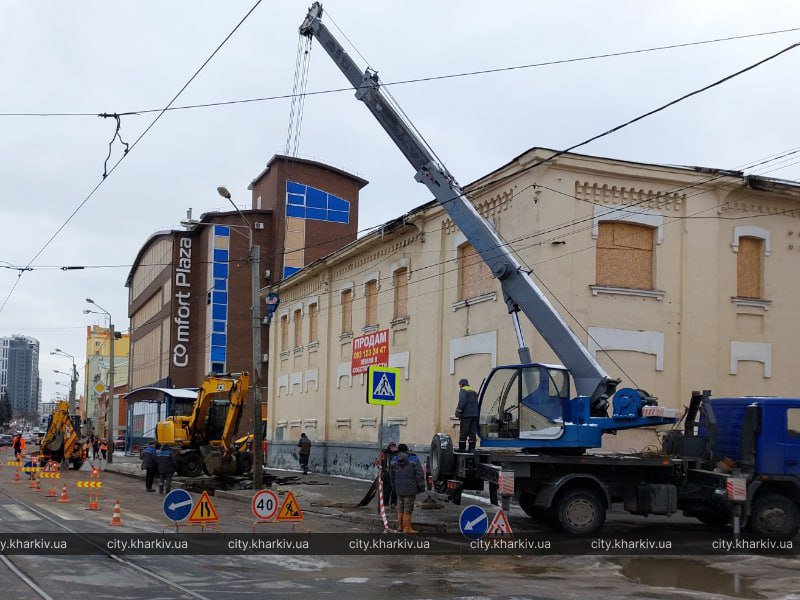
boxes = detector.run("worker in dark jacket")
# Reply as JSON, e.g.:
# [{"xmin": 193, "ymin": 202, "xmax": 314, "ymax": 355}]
[
  {"xmin": 156, "ymin": 444, "xmax": 177, "ymax": 494},
  {"xmin": 141, "ymin": 440, "xmax": 158, "ymax": 492},
  {"xmin": 380, "ymin": 442, "xmax": 398, "ymax": 511},
  {"xmin": 456, "ymin": 378, "xmax": 480, "ymax": 451},
  {"xmin": 298, "ymin": 433, "xmax": 312, "ymax": 474},
  {"xmin": 389, "ymin": 443, "xmax": 425, "ymax": 533}
]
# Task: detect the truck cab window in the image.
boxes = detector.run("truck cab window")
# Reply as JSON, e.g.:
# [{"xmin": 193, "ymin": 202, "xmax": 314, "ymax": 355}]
[{"xmin": 788, "ymin": 408, "xmax": 800, "ymax": 438}]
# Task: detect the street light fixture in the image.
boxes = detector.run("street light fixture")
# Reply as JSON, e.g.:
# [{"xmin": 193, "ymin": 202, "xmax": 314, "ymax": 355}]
[
  {"xmin": 217, "ymin": 185, "xmax": 265, "ymax": 489},
  {"xmin": 51, "ymin": 349, "xmax": 78, "ymax": 414},
  {"xmin": 85, "ymin": 298, "xmax": 116, "ymax": 464}
]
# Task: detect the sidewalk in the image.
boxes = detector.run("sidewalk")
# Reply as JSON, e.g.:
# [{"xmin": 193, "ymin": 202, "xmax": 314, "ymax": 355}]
[{"xmin": 103, "ymin": 453, "xmax": 460, "ymax": 532}]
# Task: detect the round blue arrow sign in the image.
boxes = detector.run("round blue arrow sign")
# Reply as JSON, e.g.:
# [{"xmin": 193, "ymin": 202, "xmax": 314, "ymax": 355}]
[
  {"xmin": 459, "ymin": 504, "xmax": 488, "ymax": 539},
  {"xmin": 163, "ymin": 489, "xmax": 193, "ymax": 522}
]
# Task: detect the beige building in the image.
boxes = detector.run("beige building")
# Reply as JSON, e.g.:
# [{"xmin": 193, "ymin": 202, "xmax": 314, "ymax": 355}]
[{"xmin": 266, "ymin": 148, "xmax": 800, "ymax": 474}]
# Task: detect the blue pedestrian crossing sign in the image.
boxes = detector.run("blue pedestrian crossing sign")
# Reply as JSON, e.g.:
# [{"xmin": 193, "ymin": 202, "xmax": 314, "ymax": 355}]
[
  {"xmin": 366, "ymin": 366, "xmax": 400, "ymax": 405},
  {"xmin": 163, "ymin": 489, "xmax": 194, "ymax": 523},
  {"xmin": 459, "ymin": 505, "xmax": 488, "ymax": 539}
]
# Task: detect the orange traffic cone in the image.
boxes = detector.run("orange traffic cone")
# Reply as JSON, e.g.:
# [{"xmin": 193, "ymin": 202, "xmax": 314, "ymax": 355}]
[
  {"xmin": 12, "ymin": 465, "xmax": 21, "ymax": 484},
  {"xmin": 57, "ymin": 483, "xmax": 70, "ymax": 503},
  {"xmin": 109, "ymin": 499, "xmax": 123, "ymax": 526},
  {"xmin": 30, "ymin": 472, "xmax": 41, "ymax": 492},
  {"xmin": 87, "ymin": 493, "xmax": 100, "ymax": 511}
]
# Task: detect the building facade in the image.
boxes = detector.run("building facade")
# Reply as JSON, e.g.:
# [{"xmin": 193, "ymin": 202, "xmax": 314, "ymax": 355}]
[
  {"xmin": 266, "ymin": 148, "xmax": 800, "ymax": 477},
  {"xmin": 0, "ymin": 335, "xmax": 41, "ymax": 418},
  {"xmin": 125, "ymin": 155, "xmax": 367, "ymax": 437},
  {"xmin": 83, "ymin": 325, "xmax": 130, "ymax": 435}
]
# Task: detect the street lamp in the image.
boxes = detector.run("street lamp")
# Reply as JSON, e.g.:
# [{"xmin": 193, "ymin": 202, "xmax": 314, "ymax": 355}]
[
  {"xmin": 217, "ymin": 185, "xmax": 265, "ymax": 489},
  {"xmin": 83, "ymin": 308, "xmax": 110, "ymax": 326},
  {"xmin": 51, "ymin": 349, "xmax": 78, "ymax": 414},
  {"xmin": 86, "ymin": 298, "xmax": 115, "ymax": 464}
]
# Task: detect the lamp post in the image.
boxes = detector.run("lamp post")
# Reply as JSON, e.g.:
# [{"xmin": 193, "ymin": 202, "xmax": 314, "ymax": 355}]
[
  {"xmin": 86, "ymin": 298, "xmax": 115, "ymax": 464},
  {"xmin": 217, "ymin": 185, "xmax": 264, "ymax": 489},
  {"xmin": 51, "ymin": 349, "xmax": 78, "ymax": 414}
]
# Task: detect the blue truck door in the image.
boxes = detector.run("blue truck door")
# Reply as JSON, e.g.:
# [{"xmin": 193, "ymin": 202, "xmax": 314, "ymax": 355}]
[{"xmin": 785, "ymin": 406, "xmax": 800, "ymax": 476}]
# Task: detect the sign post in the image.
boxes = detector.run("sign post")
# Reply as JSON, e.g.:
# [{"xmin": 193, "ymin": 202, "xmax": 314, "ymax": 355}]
[
  {"xmin": 163, "ymin": 489, "xmax": 193, "ymax": 532},
  {"xmin": 366, "ymin": 366, "xmax": 401, "ymax": 453}
]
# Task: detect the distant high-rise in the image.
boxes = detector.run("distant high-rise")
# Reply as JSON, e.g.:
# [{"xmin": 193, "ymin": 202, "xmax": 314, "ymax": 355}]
[{"xmin": 0, "ymin": 335, "xmax": 41, "ymax": 416}]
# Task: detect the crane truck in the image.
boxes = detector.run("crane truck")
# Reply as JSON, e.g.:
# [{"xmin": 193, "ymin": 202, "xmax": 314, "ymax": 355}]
[
  {"xmin": 299, "ymin": 3, "xmax": 800, "ymax": 540},
  {"xmin": 38, "ymin": 400, "xmax": 85, "ymax": 470},
  {"xmin": 156, "ymin": 372, "xmax": 253, "ymax": 477}
]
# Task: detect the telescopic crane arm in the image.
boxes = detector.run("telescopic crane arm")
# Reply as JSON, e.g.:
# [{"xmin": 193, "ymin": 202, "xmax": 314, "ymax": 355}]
[{"xmin": 300, "ymin": 3, "xmax": 617, "ymax": 405}]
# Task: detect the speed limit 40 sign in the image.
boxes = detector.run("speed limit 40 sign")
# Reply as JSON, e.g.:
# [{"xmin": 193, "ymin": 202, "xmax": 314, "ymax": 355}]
[{"xmin": 252, "ymin": 490, "xmax": 279, "ymax": 522}]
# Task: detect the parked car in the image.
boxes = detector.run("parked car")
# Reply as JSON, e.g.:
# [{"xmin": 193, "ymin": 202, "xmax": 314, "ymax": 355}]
[
  {"xmin": 114, "ymin": 435, "xmax": 126, "ymax": 451},
  {"xmin": 0, "ymin": 434, "xmax": 12, "ymax": 447}
]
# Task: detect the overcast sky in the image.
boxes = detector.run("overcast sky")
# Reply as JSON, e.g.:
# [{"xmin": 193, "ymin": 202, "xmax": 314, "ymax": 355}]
[{"xmin": 1, "ymin": 1, "xmax": 798, "ymax": 406}]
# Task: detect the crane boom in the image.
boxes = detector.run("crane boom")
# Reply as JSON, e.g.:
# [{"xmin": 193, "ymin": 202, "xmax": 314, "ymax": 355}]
[{"xmin": 300, "ymin": 3, "xmax": 616, "ymax": 403}]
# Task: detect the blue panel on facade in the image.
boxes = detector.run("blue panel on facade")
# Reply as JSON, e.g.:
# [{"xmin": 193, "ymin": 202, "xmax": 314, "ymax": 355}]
[
  {"xmin": 212, "ymin": 304, "xmax": 227, "ymax": 320},
  {"xmin": 213, "ymin": 278, "xmax": 227, "ymax": 291},
  {"xmin": 212, "ymin": 321, "xmax": 226, "ymax": 333},
  {"xmin": 286, "ymin": 205, "xmax": 305, "ymax": 219},
  {"xmin": 328, "ymin": 194, "xmax": 349, "ymax": 212},
  {"xmin": 306, "ymin": 207, "xmax": 327, "ymax": 221},
  {"xmin": 210, "ymin": 347, "xmax": 226, "ymax": 362},
  {"xmin": 214, "ymin": 225, "xmax": 230, "ymax": 237},
  {"xmin": 287, "ymin": 193, "xmax": 304, "ymax": 206},
  {"xmin": 211, "ymin": 362, "xmax": 224, "ymax": 374},
  {"xmin": 213, "ymin": 262, "xmax": 228, "ymax": 279},
  {"xmin": 283, "ymin": 266, "xmax": 300, "ymax": 278},
  {"xmin": 286, "ymin": 181, "xmax": 306, "ymax": 195},
  {"xmin": 328, "ymin": 210, "xmax": 349, "ymax": 224},
  {"xmin": 213, "ymin": 249, "xmax": 228, "ymax": 263},
  {"xmin": 306, "ymin": 186, "xmax": 327, "ymax": 208},
  {"xmin": 212, "ymin": 291, "xmax": 228, "ymax": 305},
  {"xmin": 211, "ymin": 333, "xmax": 226, "ymax": 347}
]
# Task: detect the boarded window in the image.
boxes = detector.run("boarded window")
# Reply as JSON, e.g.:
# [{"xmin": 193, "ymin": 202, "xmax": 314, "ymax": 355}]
[
  {"xmin": 393, "ymin": 268, "xmax": 408, "ymax": 319},
  {"xmin": 458, "ymin": 243, "xmax": 493, "ymax": 300},
  {"xmin": 737, "ymin": 237, "xmax": 763, "ymax": 299},
  {"xmin": 308, "ymin": 303, "xmax": 318, "ymax": 343},
  {"xmin": 596, "ymin": 222, "xmax": 654, "ymax": 290},
  {"xmin": 293, "ymin": 309, "xmax": 302, "ymax": 348},
  {"xmin": 341, "ymin": 289, "xmax": 352, "ymax": 334},
  {"xmin": 365, "ymin": 280, "xmax": 378, "ymax": 326},
  {"xmin": 280, "ymin": 315, "xmax": 288, "ymax": 352}
]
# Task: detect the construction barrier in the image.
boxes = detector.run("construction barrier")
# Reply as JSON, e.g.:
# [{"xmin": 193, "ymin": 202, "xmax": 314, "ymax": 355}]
[{"xmin": 77, "ymin": 467, "xmax": 103, "ymax": 511}]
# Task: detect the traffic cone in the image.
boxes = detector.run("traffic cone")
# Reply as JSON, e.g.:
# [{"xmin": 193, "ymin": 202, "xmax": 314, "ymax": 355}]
[
  {"xmin": 87, "ymin": 492, "xmax": 100, "ymax": 511},
  {"xmin": 57, "ymin": 483, "xmax": 70, "ymax": 503},
  {"xmin": 12, "ymin": 465, "xmax": 21, "ymax": 484},
  {"xmin": 31, "ymin": 472, "xmax": 41, "ymax": 492},
  {"xmin": 109, "ymin": 499, "xmax": 123, "ymax": 526}
]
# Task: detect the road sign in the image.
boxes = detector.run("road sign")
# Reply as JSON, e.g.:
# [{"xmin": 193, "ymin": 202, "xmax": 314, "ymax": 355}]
[
  {"xmin": 163, "ymin": 489, "xmax": 194, "ymax": 523},
  {"xmin": 76, "ymin": 481, "xmax": 103, "ymax": 488},
  {"xmin": 366, "ymin": 366, "xmax": 400, "ymax": 406},
  {"xmin": 188, "ymin": 490, "xmax": 219, "ymax": 524},
  {"xmin": 459, "ymin": 505, "xmax": 488, "ymax": 539},
  {"xmin": 94, "ymin": 382, "xmax": 106, "ymax": 395},
  {"xmin": 275, "ymin": 491, "xmax": 303, "ymax": 522},
  {"xmin": 487, "ymin": 509, "xmax": 513, "ymax": 537},
  {"xmin": 252, "ymin": 489, "xmax": 279, "ymax": 521}
]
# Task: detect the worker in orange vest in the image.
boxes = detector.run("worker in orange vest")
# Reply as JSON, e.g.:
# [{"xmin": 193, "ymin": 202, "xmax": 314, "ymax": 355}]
[{"xmin": 100, "ymin": 440, "xmax": 108, "ymax": 460}]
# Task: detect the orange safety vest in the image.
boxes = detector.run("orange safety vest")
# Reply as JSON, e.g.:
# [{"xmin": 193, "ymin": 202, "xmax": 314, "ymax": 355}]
[
  {"xmin": 19, "ymin": 436, "xmax": 26, "ymax": 450},
  {"xmin": 100, "ymin": 442, "xmax": 108, "ymax": 451}
]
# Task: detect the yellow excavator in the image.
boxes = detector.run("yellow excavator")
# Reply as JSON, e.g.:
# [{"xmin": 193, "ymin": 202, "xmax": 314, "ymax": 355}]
[
  {"xmin": 38, "ymin": 400, "xmax": 85, "ymax": 469},
  {"xmin": 156, "ymin": 372, "xmax": 251, "ymax": 477}
]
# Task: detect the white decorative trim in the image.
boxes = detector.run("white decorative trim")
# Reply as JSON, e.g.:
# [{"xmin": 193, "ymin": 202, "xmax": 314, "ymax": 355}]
[
  {"xmin": 390, "ymin": 316, "xmax": 410, "ymax": 328},
  {"xmin": 306, "ymin": 341, "xmax": 320, "ymax": 351},
  {"xmin": 276, "ymin": 419, "xmax": 288, "ymax": 428},
  {"xmin": 302, "ymin": 419, "xmax": 317, "ymax": 429},
  {"xmin": 336, "ymin": 362, "xmax": 352, "ymax": 389},
  {"xmin": 304, "ymin": 368, "xmax": 319, "ymax": 392},
  {"xmin": 289, "ymin": 419, "xmax": 302, "ymax": 428},
  {"xmin": 363, "ymin": 271, "xmax": 380, "ymax": 286},
  {"xmin": 290, "ymin": 371, "xmax": 303, "ymax": 394},
  {"xmin": 452, "ymin": 292, "xmax": 497, "ymax": 311},
  {"xmin": 731, "ymin": 297, "xmax": 771, "ymax": 311},
  {"xmin": 387, "ymin": 417, "xmax": 407, "ymax": 426},
  {"xmin": 291, "ymin": 302, "xmax": 304, "ymax": 317},
  {"xmin": 339, "ymin": 332, "xmax": 353, "ymax": 342},
  {"xmin": 389, "ymin": 257, "xmax": 410, "ymax": 276},
  {"xmin": 587, "ymin": 327, "xmax": 665, "ymax": 371},
  {"xmin": 277, "ymin": 374, "xmax": 289, "ymax": 396},
  {"xmin": 362, "ymin": 324, "xmax": 380, "ymax": 334},
  {"xmin": 592, "ymin": 205, "xmax": 664, "ymax": 244},
  {"xmin": 307, "ymin": 295, "xmax": 319, "ymax": 307},
  {"xmin": 590, "ymin": 285, "xmax": 665, "ymax": 300},
  {"xmin": 360, "ymin": 417, "xmax": 377, "ymax": 428},
  {"xmin": 338, "ymin": 281, "xmax": 354, "ymax": 294},
  {"xmin": 732, "ymin": 226, "xmax": 771, "ymax": 256},
  {"xmin": 336, "ymin": 418, "xmax": 351, "ymax": 428},
  {"xmin": 450, "ymin": 331, "xmax": 497, "ymax": 375},
  {"xmin": 389, "ymin": 351, "xmax": 410, "ymax": 380},
  {"xmin": 451, "ymin": 231, "xmax": 468, "ymax": 251},
  {"xmin": 278, "ymin": 308, "xmax": 289, "ymax": 320},
  {"xmin": 730, "ymin": 341, "xmax": 772, "ymax": 377}
]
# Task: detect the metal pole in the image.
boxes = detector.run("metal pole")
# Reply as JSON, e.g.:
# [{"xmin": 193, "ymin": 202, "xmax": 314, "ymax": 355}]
[
  {"xmin": 251, "ymin": 242, "xmax": 264, "ymax": 488},
  {"xmin": 69, "ymin": 362, "xmax": 77, "ymax": 415},
  {"xmin": 106, "ymin": 322, "xmax": 115, "ymax": 464},
  {"xmin": 378, "ymin": 404, "xmax": 384, "ymax": 455}
]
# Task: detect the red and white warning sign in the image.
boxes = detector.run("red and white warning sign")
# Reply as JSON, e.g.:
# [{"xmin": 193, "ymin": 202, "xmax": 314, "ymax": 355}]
[
  {"xmin": 275, "ymin": 491, "xmax": 304, "ymax": 522},
  {"xmin": 188, "ymin": 490, "xmax": 220, "ymax": 525},
  {"xmin": 726, "ymin": 477, "xmax": 747, "ymax": 502},
  {"xmin": 487, "ymin": 509, "xmax": 513, "ymax": 537},
  {"xmin": 252, "ymin": 489, "xmax": 279, "ymax": 522}
]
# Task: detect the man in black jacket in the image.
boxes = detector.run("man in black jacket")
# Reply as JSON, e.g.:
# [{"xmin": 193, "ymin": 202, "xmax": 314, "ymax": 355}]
[
  {"xmin": 456, "ymin": 378, "xmax": 479, "ymax": 452},
  {"xmin": 141, "ymin": 440, "xmax": 157, "ymax": 492},
  {"xmin": 389, "ymin": 444, "xmax": 425, "ymax": 533},
  {"xmin": 156, "ymin": 444, "xmax": 177, "ymax": 494}
]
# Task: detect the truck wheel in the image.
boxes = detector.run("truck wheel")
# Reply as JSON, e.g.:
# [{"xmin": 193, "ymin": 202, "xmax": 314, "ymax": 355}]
[
  {"xmin": 552, "ymin": 487, "xmax": 606, "ymax": 535},
  {"xmin": 181, "ymin": 453, "xmax": 204, "ymax": 477},
  {"xmin": 750, "ymin": 493, "xmax": 800, "ymax": 540},
  {"xmin": 429, "ymin": 433, "xmax": 454, "ymax": 483}
]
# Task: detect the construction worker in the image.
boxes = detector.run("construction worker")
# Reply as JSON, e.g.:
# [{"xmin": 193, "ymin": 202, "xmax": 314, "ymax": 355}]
[
  {"xmin": 99, "ymin": 439, "xmax": 108, "ymax": 460},
  {"xmin": 297, "ymin": 433, "xmax": 311, "ymax": 475},
  {"xmin": 14, "ymin": 432, "xmax": 26, "ymax": 459},
  {"xmin": 389, "ymin": 443, "xmax": 425, "ymax": 533},
  {"xmin": 156, "ymin": 444, "xmax": 177, "ymax": 494},
  {"xmin": 456, "ymin": 378, "xmax": 480, "ymax": 452},
  {"xmin": 141, "ymin": 440, "xmax": 157, "ymax": 492}
]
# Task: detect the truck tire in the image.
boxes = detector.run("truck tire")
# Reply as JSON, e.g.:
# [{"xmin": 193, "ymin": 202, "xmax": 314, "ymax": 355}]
[
  {"xmin": 180, "ymin": 453, "xmax": 204, "ymax": 477},
  {"xmin": 750, "ymin": 493, "xmax": 800, "ymax": 540},
  {"xmin": 429, "ymin": 433, "xmax": 454, "ymax": 483},
  {"xmin": 552, "ymin": 487, "xmax": 606, "ymax": 535}
]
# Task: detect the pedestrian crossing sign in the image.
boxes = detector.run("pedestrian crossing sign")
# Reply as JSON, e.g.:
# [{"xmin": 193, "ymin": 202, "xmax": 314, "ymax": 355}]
[{"xmin": 366, "ymin": 366, "xmax": 400, "ymax": 405}]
